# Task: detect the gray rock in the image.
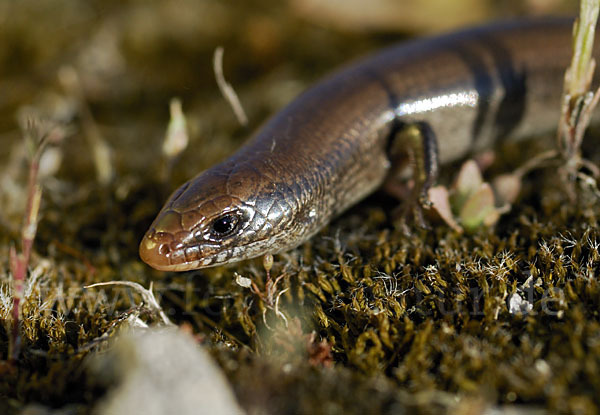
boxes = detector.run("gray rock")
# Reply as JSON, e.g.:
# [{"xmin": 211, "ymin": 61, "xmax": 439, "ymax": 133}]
[{"xmin": 91, "ymin": 327, "xmax": 244, "ymax": 415}]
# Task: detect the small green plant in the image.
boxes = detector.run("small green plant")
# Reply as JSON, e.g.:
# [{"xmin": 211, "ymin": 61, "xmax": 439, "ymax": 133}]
[{"xmin": 558, "ymin": 0, "xmax": 600, "ymax": 165}]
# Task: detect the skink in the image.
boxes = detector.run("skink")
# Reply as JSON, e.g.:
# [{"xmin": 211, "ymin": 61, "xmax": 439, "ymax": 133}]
[{"xmin": 140, "ymin": 18, "xmax": 600, "ymax": 271}]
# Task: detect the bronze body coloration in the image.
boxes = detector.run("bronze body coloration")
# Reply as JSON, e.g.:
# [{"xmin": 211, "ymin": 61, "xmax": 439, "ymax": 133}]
[{"xmin": 140, "ymin": 18, "xmax": 600, "ymax": 271}]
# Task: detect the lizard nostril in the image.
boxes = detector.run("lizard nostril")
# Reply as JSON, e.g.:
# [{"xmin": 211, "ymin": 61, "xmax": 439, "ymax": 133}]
[
  {"xmin": 158, "ymin": 243, "xmax": 171, "ymax": 256},
  {"xmin": 139, "ymin": 226, "xmax": 178, "ymax": 270}
]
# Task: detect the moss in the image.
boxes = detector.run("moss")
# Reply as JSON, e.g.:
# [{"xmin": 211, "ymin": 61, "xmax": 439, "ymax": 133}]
[{"xmin": 1, "ymin": 1, "xmax": 598, "ymax": 414}]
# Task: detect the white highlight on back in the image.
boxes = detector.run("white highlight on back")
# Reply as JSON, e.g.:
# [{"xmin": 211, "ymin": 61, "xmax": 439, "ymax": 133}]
[{"xmin": 395, "ymin": 91, "xmax": 479, "ymax": 117}]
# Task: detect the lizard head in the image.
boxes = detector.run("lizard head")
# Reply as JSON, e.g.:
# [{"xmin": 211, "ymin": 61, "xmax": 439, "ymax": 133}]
[{"xmin": 139, "ymin": 162, "xmax": 309, "ymax": 271}]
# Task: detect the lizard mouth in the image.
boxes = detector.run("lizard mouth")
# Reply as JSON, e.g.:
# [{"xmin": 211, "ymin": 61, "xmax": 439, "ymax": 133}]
[
  {"xmin": 139, "ymin": 209, "xmax": 214, "ymax": 271},
  {"xmin": 139, "ymin": 227, "xmax": 226, "ymax": 271}
]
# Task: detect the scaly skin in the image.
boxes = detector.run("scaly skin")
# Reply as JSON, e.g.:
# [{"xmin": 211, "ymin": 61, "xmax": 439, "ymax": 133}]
[{"xmin": 140, "ymin": 18, "xmax": 600, "ymax": 271}]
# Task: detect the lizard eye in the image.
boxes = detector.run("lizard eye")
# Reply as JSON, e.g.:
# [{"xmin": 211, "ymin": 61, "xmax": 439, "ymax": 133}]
[{"xmin": 210, "ymin": 213, "xmax": 240, "ymax": 238}]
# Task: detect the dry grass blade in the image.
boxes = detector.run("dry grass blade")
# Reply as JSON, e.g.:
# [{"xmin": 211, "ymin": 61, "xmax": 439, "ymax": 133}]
[
  {"xmin": 85, "ymin": 281, "xmax": 174, "ymax": 326},
  {"xmin": 7, "ymin": 119, "xmax": 63, "ymax": 362},
  {"xmin": 213, "ymin": 46, "xmax": 248, "ymax": 127},
  {"xmin": 58, "ymin": 66, "xmax": 113, "ymax": 185}
]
